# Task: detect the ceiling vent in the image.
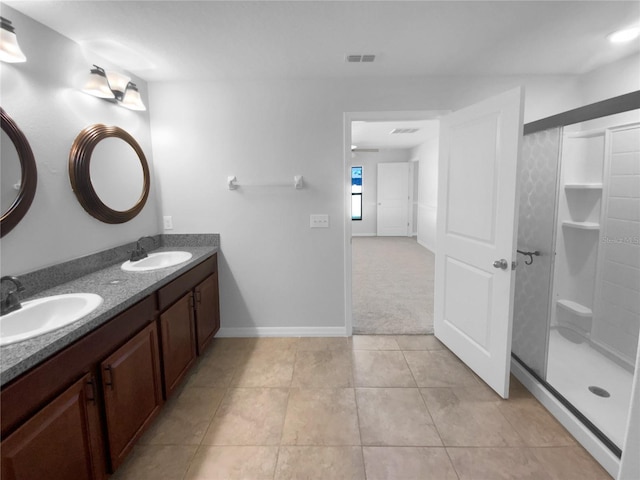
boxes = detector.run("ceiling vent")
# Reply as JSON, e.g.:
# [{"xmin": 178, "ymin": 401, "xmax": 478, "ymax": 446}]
[
  {"xmin": 390, "ymin": 128, "xmax": 420, "ymax": 134},
  {"xmin": 346, "ymin": 54, "xmax": 376, "ymax": 63}
]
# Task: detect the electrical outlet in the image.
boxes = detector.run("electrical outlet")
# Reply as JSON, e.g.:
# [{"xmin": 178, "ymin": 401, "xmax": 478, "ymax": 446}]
[
  {"xmin": 310, "ymin": 214, "xmax": 329, "ymax": 228},
  {"xmin": 163, "ymin": 216, "xmax": 173, "ymax": 230}
]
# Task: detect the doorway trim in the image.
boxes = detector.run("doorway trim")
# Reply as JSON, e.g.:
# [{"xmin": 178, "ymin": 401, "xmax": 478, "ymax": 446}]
[{"xmin": 343, "ymin": 110, "xmax": 449, "ymax": 335}]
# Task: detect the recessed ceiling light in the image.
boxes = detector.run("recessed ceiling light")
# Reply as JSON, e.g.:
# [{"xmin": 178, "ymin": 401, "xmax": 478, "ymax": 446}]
[{"xmin": 607, "ymin": 27, "xmax": 640, "ymax": 44}]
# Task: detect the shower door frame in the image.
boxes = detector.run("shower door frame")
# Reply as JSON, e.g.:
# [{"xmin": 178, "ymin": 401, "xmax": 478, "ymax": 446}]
[{"xmin": 512, "ymin": 90, "xmax": 640, "ymax": 475}]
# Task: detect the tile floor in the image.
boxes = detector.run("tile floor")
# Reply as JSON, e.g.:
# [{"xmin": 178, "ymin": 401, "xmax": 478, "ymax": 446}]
[{"xmin": 111, "ymin": 335, "xmax": 612, "ymax": 480}]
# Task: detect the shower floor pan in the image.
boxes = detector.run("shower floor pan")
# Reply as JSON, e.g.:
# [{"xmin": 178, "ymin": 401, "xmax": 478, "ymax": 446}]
[{"xmin": 546, "ymin": 329, "xmax": 633, "ymax": 449}]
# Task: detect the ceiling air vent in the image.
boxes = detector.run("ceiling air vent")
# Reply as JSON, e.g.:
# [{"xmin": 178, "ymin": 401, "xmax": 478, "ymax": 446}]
[
  {"xmin": 346, "ymin": 54, "xmax": 376, "ymax": 63},
  {"xmin": 390, "ymin": 128, "xmax": 420, "ymax": 134}
]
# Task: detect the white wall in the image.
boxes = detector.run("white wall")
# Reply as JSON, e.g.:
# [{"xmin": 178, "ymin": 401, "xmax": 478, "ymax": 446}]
[
  {"xmin": 350, "ymin": 149, "xmax": 412, "ymax": 236},
  {"xmin": 149, "ymin": 75, "xmax": 583, "ymax": 334},
  {"xmin": 413, "ymin": 134, "xmax": 439, "ymax": 252},
  {"xmin": 0, "ymin": 6, "xmax": 159, "ymax": 275},
  {"xmin": 577, "ymin": 53, "xmax": 640, "ymax": 106}
]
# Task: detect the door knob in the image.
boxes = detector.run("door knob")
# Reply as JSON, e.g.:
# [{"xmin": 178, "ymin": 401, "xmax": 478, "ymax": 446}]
[{"xmin": 493, "ymin": 259, "xmax": 509, "ymax": 270}]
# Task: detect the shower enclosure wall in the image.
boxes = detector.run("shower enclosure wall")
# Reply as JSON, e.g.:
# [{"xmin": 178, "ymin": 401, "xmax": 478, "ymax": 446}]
[{"xmin": 512, "ymin": 97, "xmax": 640, "ymax": 477}]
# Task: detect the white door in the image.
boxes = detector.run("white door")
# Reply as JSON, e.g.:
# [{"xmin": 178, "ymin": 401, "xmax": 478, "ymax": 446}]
[
  {"xmin": 434, "ymin": 87, "xmax": 524, "ymax": 399},
  {"xmin": 377, "ymin": 162, "xmax": 410, "ymax": 236}
]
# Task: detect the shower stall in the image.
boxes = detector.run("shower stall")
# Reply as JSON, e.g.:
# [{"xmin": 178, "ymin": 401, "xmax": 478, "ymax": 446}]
[{"xmin": 512, "ymin": 94, "xmax": 640, "ymax": 475}]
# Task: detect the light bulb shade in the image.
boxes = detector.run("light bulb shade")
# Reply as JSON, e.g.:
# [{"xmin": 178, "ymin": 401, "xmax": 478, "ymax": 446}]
[
  {"xmin": 82, "ymin": 66, "xmax": 115, "ymax": 99},
  {"xmin": 0, "ymin": 17, "xmax": 26, "ymax": 63},
  {"xmin": 608, "ymin": 27, "xmax": 640, "ymax": 44},
  {"xmin": 121, "ymin": 83, "xmax": 146, "ymax": 111},
  {"xmin": 105, "ymin": 70, "xmax": 131, "ymax": 98}
]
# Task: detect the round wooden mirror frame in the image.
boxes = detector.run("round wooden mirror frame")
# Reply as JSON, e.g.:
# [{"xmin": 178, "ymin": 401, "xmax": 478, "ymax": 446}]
[
  {"xmin": 1, "ymin": 107, "xmax": 37, "ymax": 237},
  {"xmin": 69, "ymin": 124, "xmax": 150, "ymax": 224}
]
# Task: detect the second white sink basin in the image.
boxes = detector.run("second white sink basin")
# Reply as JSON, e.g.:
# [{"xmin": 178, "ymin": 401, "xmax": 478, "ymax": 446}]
[
  {"xmin": 121, "ymin": 251, "xmax": 193, "ymax": 272},
  {"xmin": 0, "ymin": 293, "xmax": 104, "ymax": 346}
]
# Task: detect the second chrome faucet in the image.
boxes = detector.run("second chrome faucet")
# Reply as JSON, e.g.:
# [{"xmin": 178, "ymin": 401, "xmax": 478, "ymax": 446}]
[{"xmin": 130, "ymin": 236, "xmax": 157, "ymax": 262}]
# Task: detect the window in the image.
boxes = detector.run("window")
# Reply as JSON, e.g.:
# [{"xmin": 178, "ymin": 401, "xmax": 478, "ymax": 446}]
[{"xmin": 351, "ymin": 166, "xmax": 362, "ymax": 221}]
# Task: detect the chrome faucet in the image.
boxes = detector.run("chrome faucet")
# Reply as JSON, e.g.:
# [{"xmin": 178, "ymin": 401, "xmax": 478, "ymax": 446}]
[
  {"xmin": 130, "ymin": 236, "xmax": 157, "ymax": 262},
  {"xmin": 1, "ymin": 276, "xmax": 25, "ymax": 315}
]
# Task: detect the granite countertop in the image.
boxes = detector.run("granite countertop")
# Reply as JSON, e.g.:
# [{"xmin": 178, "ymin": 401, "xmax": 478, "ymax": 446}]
[{"xmin": 0, "ymin": 244, "xmax": 218, "ymax": 386}]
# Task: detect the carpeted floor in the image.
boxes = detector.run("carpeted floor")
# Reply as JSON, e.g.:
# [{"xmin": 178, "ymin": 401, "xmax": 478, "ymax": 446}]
[{"xmin": 352, "ymin": 236, "xmax": 434, "ymax": 335}]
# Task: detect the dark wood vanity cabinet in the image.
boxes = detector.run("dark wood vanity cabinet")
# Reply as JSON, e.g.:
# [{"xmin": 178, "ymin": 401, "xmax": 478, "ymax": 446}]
[
  {"xmin": 0, "ymin": 373, "xmax": 106, "ymax": 480},
  {"xmin": 0, "ymin": 253, "xmax": 219, "ymax": 478},
  {"xmin": 160, "ymin": 292, "xmax": 197, "ymax": 397},
  {"xmin": 194, "ymin": 271, "xmax": 220, "ymax": 354},
  {"xmin": 157, "ymin": 254, "xmax": 220, "ymax": 396},
  {"xmin": 101, "ymin": 322, "xmax": 163, "ymax": 470}
]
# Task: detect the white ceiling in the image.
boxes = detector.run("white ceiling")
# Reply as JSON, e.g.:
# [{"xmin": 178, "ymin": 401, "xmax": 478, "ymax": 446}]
[
  {"xmin": 5, "ymin": 1, "xmax": 640, "ymax": 83},
  {"xmin": 352, "ymin": 120, "xmax": 439, "ymax": 149}
]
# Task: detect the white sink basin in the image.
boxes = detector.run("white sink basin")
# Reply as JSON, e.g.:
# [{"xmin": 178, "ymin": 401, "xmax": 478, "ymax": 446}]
[
  {"xmin": 121, "ymin": 251, "xmax": 193, "ymax": 272},
  {"xmin": 0, "ymin": 293, "xmax": 103, "ymax": 346}
]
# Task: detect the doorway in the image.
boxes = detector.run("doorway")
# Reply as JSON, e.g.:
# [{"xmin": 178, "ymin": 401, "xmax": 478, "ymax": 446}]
[{"xmin": 344, "ymin": 111, "xmax": 446, "ymax": 336}]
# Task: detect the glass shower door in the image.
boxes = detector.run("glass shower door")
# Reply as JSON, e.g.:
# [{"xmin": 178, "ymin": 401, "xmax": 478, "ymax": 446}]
[{"xmin": 512, "ymin": 127, "xmax": 562, "ymax": 378}]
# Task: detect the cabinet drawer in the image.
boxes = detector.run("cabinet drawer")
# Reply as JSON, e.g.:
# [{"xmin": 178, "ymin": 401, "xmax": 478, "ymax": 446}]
[{"xmin": 157, "ymin": 255, "xmax": 216, "ymax": 311}]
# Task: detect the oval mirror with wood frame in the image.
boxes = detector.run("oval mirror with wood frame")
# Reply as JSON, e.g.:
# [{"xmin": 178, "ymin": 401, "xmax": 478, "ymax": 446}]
[
  {"xmin": 69, "ymin": 124, "xmax": 150, "ymax": 224},
  {"xmin": 1, "ymin": 107, "xmax": 37, "ymax": 237}
]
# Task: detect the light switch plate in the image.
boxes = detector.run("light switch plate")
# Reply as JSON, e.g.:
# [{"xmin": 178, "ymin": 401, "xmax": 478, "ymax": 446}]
[
  {"xmin": 163, "ymin": 216, "xmax": 173, "ymax": 230},
  {"xmin": 310, "ymin": 214, "xmax": 329, "ymax": 228}
]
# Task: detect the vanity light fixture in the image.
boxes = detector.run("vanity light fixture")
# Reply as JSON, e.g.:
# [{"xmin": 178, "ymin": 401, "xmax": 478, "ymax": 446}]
[
  {"xmin": 0, "ymin": 17, "xmax": 27, "ymax": 63},
  {"xmin": 81, "ymin": 64, "xmax": 146, "ymax": 111},
  {"xmin": 607, "ymin": 26, "xmax": 640, "ymax": 44}
]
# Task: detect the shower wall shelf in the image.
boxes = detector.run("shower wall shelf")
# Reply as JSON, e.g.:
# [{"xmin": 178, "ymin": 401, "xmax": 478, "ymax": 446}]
[
  {"xmin": 557, "ymin": 299, "xmax": 593, "ymax": 318},
  {"xmin": 562, "ymin": 221, "xmax": 600, "ymax": 230},
  {"xmin": 564, "ymin": 183, "xmax": 603, "ymax": 190}
]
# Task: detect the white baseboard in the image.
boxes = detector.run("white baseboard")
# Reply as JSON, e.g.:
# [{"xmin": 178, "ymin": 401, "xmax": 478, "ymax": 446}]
[
  {"xmin": 511, "ymin": 358, "xmax": 620, "ymax": 478},
  {"xmin": 352, "ymin": 233, "xmax": 376, "ymax": 237},
  {"xmin": 416, "ymin": 238, "xmax": 435, "ymax": 254},
  {"xmin": 217, "ymin": 326, "xmax": 349, "ymax": 338}
]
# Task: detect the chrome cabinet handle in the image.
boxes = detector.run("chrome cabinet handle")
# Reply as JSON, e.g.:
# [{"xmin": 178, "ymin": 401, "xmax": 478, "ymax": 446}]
[{"xmin": 493, "ymin": 259, "xmax": 509, "ymax": 270}]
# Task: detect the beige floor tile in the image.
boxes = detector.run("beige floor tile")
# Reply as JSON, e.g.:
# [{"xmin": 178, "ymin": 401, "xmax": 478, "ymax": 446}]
[
  {"xmin": 297, "ymin": 337, "xmax": 350, "ymax": 351},
  {"xmin": 230, "ymin": 348, "xmax": 296, "ymax": 387},
  {"xmin": 184, "ymin": 445, "xmax": 278, "ymax": 480},
  {"xmin": 186, "ymin": 349, "xmax": 246, "ymax": 388},
  {"xmin": 139, "ymin": 387, "xmax": 225, "ymax": 445},
  {"xmin": 291, "ymin": 350, "xmax": 353, "ymax": 387},
  {"xmin": 447, "ymin": 447, "xmax": 550, "ymax": 480},
  {"xmin": 356, "ymin": 388, "xmax": 442, "ymax": 446},
  {"xmin": 209, "ymin": 337, "xmax": 261, "ymax": 351},
  {"xmin": 211, "ymin": 337, "xmax": 298, "ymax": 353},
  {"xmin": 110, "ymin": 445, "xmax": 197, "ymax": 480},
  {"xmin": 249, "ymin": 337, "xmax": 300, "ymax": 353},
  {"xmin": 404, "ymin": 350, "xmax": 478, "ymax": 387},
  {"xmin": 421, "ymin": 387, "xmax": 524, "ymax": 447},
  {"xmin": 202, "ymin": 388, "xmax": 289, "ymax": 445},
  {"xmin": 498, "ymin": 397, "xmax": 576, "ymax": 447},
  {"xmin": 281, "ymin": 388, "xmax": 361, "ymax": 445},
  {"xmin": 352, "ymin": 350, "xmax": 416, "ymax": 387},
  {"xmin": 529, "ymin": 446, "xmax": 612, "ymax": 479},
  {"xmin": 394, "ymin": 335, "xmax": 445, "ymax": 351},
  {"xmin": 362, "ymin": 447, "xmax": 458, "ymax": 480},
  {"xmin": 508, "ymin": 375, "xmax": 534, "ymax": 399},
  {"xmin": 352, "ymin": 335, "xmax": 400, "ymax": 350},
  {"xmin": 274, "ymin": 446, "xmax": 366, "ymax": 480}
]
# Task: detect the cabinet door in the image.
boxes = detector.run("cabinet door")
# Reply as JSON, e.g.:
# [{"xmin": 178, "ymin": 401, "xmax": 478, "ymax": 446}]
[
  {"xmin": 160, "ymin": 292, "xmax": 197, "ymax": 397},
  {"xmin": 1, "ymin": 374, "xmax": 106, "ymax": 480},
  {"xmin": 101, "ymin": 322, "xmax": 162, "ymax": 471},
  {"xmin": 194, "ymin": 272, "xmax": 220, "ymax": 354}
]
